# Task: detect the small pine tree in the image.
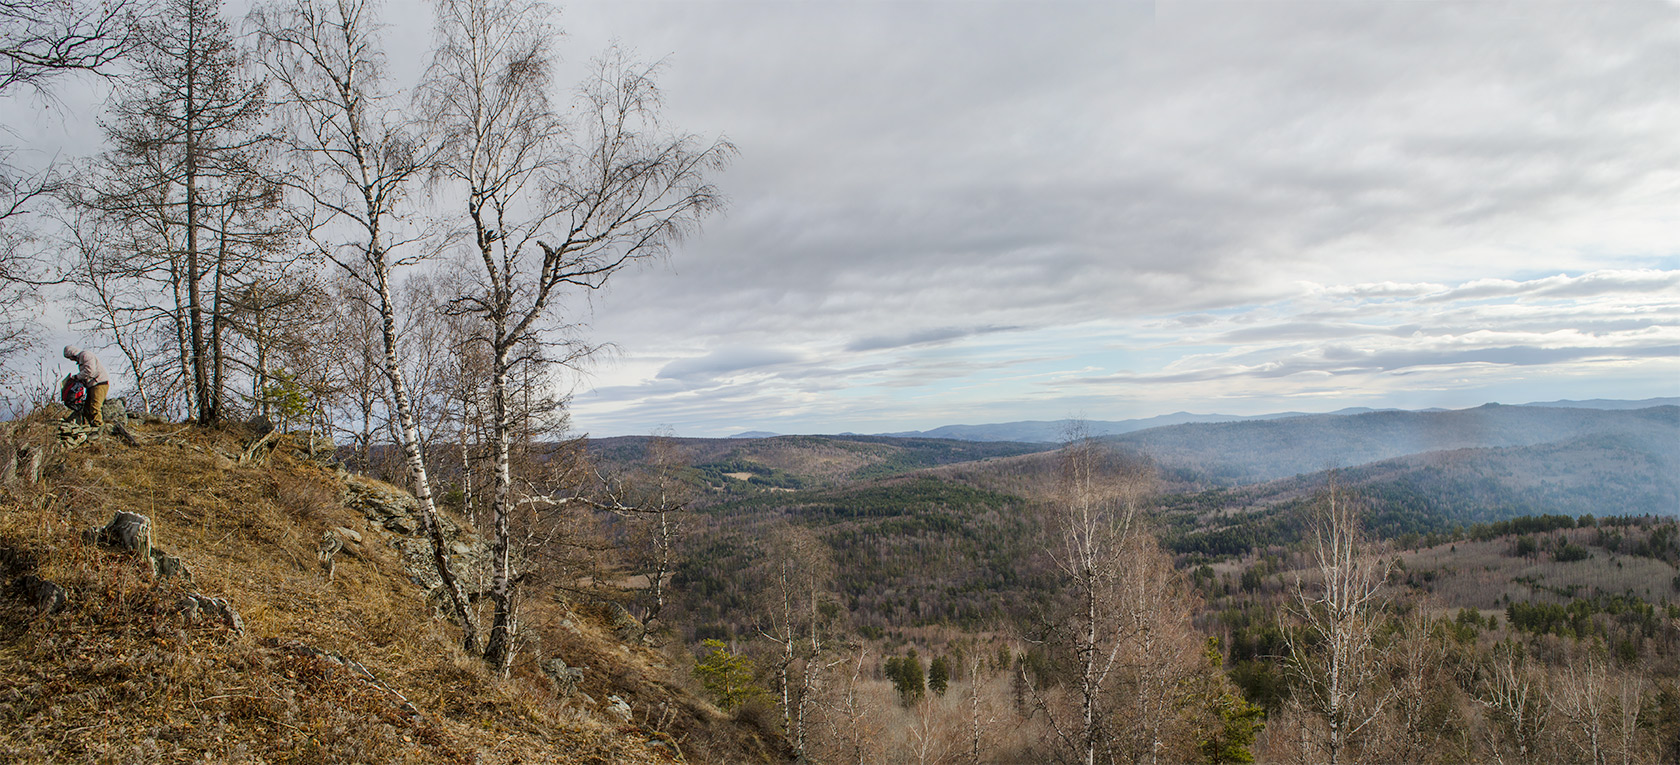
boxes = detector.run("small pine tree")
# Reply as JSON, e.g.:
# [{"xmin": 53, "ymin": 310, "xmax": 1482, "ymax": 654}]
[
  {"xmin": 886, "ymin": 649, "xmax": 925, "ymax": 705},
  {"xmin": 694, "ymin": 639, "xmax": 762, "ymax": 712},
  {"xmin": 261, "ymin": 368, "xmax": 310, "ymax": 431},
  {"xmin": 928, "ymin": 655, "xmax": 950, "ymax": 696},
  {"xmin": 1197, "ymin": 638, "xmax": 1265, "ymax": 764}
]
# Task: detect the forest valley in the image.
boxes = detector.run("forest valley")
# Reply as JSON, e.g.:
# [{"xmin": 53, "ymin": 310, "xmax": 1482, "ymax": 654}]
[{"xmin": 321, "ymin": 404, "xmax": 1675, "ymax": 765}]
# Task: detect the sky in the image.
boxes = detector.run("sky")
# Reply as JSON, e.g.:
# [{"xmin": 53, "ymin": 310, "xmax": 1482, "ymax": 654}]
[{"xmin": 11, "ymin": 0, "xmax": 1680, "ymax": 437}]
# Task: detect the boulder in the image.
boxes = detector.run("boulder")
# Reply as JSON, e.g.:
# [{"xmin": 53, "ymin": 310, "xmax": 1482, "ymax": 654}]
[
  {"xmin": 150, "ymin": 550, "xmax": 191, "ymax": 581},
  {"xmin": 246, "ymin": 415, "xmax": 274, "ymax": 437},
  {"xmin": 103, "ymin": 397, "xmax": 129, "ymax": 424},
  {"xmin": 20, "ymin": 575, "xmax": 66, "ymax": 614},
  {"xmin": 85, "ymin": 511, "xmax": 153, "ymax": 563},
  {"xmin": 607, "ymin": 602, "xmax": 643, "ymax": 641}
]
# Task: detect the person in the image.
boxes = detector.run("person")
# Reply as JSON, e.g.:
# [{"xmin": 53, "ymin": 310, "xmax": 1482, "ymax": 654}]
[{"xmin": 63, "ymin": 345, "xmax": 110, "ymax": 426}]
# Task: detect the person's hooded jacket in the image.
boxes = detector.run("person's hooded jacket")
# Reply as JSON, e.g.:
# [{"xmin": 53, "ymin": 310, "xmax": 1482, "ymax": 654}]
[{"xmin": 63, "ymin": 345, "xmax": 110, "ymax": 385}]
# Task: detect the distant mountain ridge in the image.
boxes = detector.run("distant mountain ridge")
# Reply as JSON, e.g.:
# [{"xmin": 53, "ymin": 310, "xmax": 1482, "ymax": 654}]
[
  {"xmin": 868, "ymin": 398, "xmax": 1677, "ymax": 444},
  {"xmin": 1114, "ymin": 403, "xmax": 1679, "ymax": 488}
]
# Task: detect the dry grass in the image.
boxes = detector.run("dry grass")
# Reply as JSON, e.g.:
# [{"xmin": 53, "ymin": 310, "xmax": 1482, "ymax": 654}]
[{"xmin": 0, "ymin": 416, "xmax": 766, "ymax": 763}]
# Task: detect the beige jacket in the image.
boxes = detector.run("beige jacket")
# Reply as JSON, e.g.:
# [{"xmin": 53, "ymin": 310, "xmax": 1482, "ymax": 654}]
[{"xmin": 63, "ymin": 345, "xmax": 110, "ymax": 385}]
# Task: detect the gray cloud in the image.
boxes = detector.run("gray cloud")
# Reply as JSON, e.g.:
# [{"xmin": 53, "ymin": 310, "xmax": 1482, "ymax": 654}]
[
  {"xmin": 1072, "ymin": 342, "xmax": 1680, "ymax": 388},
  {"xmin": 655, "ymin": 347, "xmax": 804, "ymax": 383},
  {"xmin": 845, "ymin": 325, "xmax": 1021, "ymax": 353}
]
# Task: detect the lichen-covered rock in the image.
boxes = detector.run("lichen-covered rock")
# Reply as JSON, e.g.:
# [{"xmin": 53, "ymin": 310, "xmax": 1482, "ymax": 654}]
[
  {"xmin": 607, "ymin": 603, "xmax": 643, "ymax": 641},
  {"xmin": 605, "ymin": 694, "xmax": 633, "ymax": 725},
  {"xmin": 84, "ymin": 511, "xmax": 153, "ymax": 563},
  {"xmin": 341, "ymin": 477, "xmax": 487, "ymax": 600},
  {"xmin": 178, "ymin": 593, "xmax": 244, "ymax": 635},
  {"xmin": 149, "ymin": 550, "xmax": 191, "ymax": 581},
  {"xmin": 543, "ymin": 656, "xmax": 586, "ymax": 696},
  {"xmin": 103, "ymin": 397, "xmax": 129, "ymax": 424}
]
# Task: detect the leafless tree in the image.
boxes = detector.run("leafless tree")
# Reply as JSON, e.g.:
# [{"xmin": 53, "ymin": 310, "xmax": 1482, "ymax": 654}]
[
  {"xmin": 1477, "ymin": 642, "xmax": 1549, "ymax": 764},
  {"xmin": 1548, "ymin": 647, "xmax": 1650, "ymax": 765},
  {"xmin": 254, "ymin": 0, "xmax": 482, "ymax": 651},
  {"xmin": 1110, "ymin": 535, "xmax": 1203, "ymax": 765},
  {"xmin": 1283, "ymin": 479, "xmax": 1394, "ymax": 765},
  {"xmin": 965, "ymin": 649, "xmax": 998, "ymax": 765},
  {"xmin": 1372, "ymin": 608, "xmax": 1455, "ymax": 762},
  {"xmin": 1029, "ymin": 427, "xmax": 1162, "ymax": 765},
  {"xmin": 810, "ymin": 645, "xmax": 887, "ymax": 765},
  {"xmin": 79, "ymin": 0, "xmax": 280, "ymax": 424},
  {"xmin": 610, "ymin": 431, "xmax": 690, "ymax": 639},
  {"xmin": 754, "ymin": 521, "xmax": 839, "ymax": 757},
  {"xmin": 421, "ymin": 0, "xmax": 733, "ymax": 669},
  {"xmin": 1, "ymin": 0, "xmax": 133, "ymax": 95},
  {"xmin": 0, "ymin": 0, "xmax": 134, "ymax": 369}
]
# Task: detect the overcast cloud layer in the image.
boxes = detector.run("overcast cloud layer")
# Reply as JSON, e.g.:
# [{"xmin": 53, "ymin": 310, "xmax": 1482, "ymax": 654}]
[
  {"xmin": 15, "ymin": 1, "xmax": 1680, "ymax": 437},
  {"xmin": 530, "ymin": 1, "xmax": 1679, "ymax": 437}
]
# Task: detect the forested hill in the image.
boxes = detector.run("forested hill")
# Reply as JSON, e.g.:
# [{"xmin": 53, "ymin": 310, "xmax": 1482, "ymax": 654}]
[
  {"xmin": 1111, "ymin": 404, "xmax": 1679, "ymax": 487},
  {"xmin": 587, "ymin": 434, "xmax": 1052, "ymax": 489}
]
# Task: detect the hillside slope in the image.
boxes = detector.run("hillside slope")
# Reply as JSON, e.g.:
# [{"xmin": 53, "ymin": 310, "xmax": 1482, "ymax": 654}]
[{"xmin": 0, "ymin": 411, "xmax": 777, "ymax": 763}]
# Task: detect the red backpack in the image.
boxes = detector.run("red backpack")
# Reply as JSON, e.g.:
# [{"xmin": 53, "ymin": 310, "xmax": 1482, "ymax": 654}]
[{"xmin": 61, "ymin": 376, "xmax": 87, "ymax": 409}]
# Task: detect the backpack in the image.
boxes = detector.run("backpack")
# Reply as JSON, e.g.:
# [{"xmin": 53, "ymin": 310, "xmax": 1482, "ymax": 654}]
[{"xmin": 61, "ymin": 376, "xmax": 87, "ymax": 409}]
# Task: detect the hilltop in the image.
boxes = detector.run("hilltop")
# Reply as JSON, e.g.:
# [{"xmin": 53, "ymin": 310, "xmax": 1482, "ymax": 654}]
[{"xmin": 0, "ymin": 410, "xmax": 779, "ymax": 763}]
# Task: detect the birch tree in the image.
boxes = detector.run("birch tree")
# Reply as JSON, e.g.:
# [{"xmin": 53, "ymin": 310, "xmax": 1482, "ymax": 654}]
[
  {"xmin": 1283, "ymin": 480, "xmax": 1393, "ymax": 765},
  {"xmin": 422, "ymin": 0, "xmax": 733, "ymax": 669},
  {"xmin": 1033, "ymin": 430, "xmax": 1159, "ymax": 765},
  {"xmin": 1477, "ymin": 642, "xmax": 1549, "ymax": 764},
  {"xmin": 756, "ymin": 522, "xmax": 838, "ymax": 757},
  {"xmin": 255, "ymin": 0, "xmax": 480, "ymax": 651}
]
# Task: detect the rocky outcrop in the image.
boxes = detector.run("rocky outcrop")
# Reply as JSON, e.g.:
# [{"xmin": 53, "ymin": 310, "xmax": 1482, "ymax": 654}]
[
  {"xmin": 82, "ymin": 511, "xmax": 192, "ymax": 581},
  {"xmin": 177, "ymin": 593, "xmax": 244, "ymax": 635},
  {"xmin": 340, "ymin": 477, "xmax": 487, "ymax": 617},
  {"xmin": 605, "ymin": 694, "xmax": 633, "ymax": 725},
  {"xmin": 84, "ymin": 511, "xmax": 152, "ymax": 562},
  {"xmin": 542, "ymin": 656, "xmax": 586, "ymax": 696}
]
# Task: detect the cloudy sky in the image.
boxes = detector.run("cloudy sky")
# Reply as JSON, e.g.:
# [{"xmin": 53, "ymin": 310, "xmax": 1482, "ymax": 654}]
[
  {"xmin": 535, "ymin": 1, "xmax": 1680, "ymax": 437},
  {"xmin": 13, "ymin": 1, "xmax": 1680, "ymax": 437}
]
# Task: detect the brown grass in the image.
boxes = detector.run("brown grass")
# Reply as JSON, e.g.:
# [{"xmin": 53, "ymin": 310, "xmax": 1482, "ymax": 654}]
[{"xmin": 0, "ymin": 416, "xmax": 770, "ymax": 763}]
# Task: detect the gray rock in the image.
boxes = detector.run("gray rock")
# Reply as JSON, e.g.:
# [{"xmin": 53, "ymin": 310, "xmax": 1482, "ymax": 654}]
[
  {"xmin": 85, "ymin": 511, "xmax": 153, "ymax": 563},
  {"xmin": 246, "ymin": 415, "xmax": 274, "ymax": 436},
  {"xmin": 607, "ymin": 603, "xmax": 643, "ymax": 641},
  {"xmin": 103, "ymin": 397, "xmax": 128, "ymax": 424},
  {"xmin": 605, "ymin": 694, "xmax": 633, "ymax": 725},
  {"xmin": 542, "ymin": 657, "xmax": 586, "ymax": 696},
  {"xmin": 317, "ymin": 531, "xmax": 344, "ymax": 580},
  {"xmin": 450, "ymin": 541, "xmax": 470, "ymax": 556},
  {"xmin": 150, "ymin": 550, "xmax": 191, "ymax": 581},
  {"xmin": 179, "ymin": 593, "xmax": 244, "ymax": 636},
  {"xmin": 21, "ymin": 576, "xmax": 66, "ymax": 614}
]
